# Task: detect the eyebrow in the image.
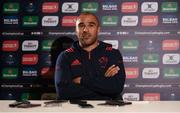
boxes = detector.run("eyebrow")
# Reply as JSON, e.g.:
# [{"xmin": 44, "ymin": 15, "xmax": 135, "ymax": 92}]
[{"xmin": 78, "ymin": 22, "xmax": 97, "ymax": 26}]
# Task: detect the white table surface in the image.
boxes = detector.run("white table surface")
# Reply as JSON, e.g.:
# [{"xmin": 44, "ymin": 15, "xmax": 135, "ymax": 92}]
[{"xmin": 0, "ymin": 100, "xmax": 180, "ymax": 113}]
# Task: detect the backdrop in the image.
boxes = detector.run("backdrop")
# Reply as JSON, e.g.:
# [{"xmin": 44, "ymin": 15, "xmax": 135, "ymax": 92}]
[{"xmin": 0, "ymin": 0, "xmax": 180, "ymax": 100}]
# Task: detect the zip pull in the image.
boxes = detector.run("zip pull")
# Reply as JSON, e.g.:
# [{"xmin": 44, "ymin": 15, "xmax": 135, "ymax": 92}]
[{"xmin": 88, "ymin": 52, "xmax": 91, "ymax": 60}]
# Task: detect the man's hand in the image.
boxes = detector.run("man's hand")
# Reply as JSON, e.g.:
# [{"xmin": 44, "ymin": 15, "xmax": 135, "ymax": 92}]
[
  {"xmin": 105, "ymin": 65, "xmax": 120, "ymax": 77},
  {"xmin": 72, "ymin": 77, "xmax": 81, "ymax": 84}
]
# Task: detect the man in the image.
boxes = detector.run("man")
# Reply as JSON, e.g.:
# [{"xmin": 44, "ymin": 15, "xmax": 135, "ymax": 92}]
[{"xmin": 55, "ymin": 12, "xmax": 126, "ymax": 100}]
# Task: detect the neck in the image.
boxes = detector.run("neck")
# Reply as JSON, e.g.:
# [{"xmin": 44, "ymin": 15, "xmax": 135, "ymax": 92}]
[{"xmin": 80, "ymin": 41, "xmax": 99, "ymax": 52}]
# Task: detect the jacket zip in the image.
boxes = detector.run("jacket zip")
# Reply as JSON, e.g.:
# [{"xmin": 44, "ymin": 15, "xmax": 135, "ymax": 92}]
[{"xmin": 88, "ymin": 52, "xmax": 91, "ymax": 60}]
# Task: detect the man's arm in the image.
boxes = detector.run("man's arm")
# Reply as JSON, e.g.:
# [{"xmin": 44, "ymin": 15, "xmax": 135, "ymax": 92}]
[
  {"xmin": 55, "ymin": 52, "xmax": 99, "ymax": 100},
  {"xmin": 80, "ymin": 50, "xmax": 126, "ymax": 97}
]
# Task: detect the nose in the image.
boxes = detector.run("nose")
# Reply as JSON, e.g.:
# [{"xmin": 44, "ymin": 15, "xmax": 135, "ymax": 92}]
[{"xmin": 83, "ymin": 26, "xmax": 89, "ymax": 32}]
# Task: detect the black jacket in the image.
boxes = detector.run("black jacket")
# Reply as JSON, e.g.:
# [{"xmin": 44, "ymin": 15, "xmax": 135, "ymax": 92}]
[{"xmin": 55, "ymin": 41, "xmax": 126, "ymax": 100}]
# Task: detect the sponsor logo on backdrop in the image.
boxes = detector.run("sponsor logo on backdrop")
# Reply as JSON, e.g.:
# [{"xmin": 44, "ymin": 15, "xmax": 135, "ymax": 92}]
[
  {"xmin": 121, "ymin": 16, "xmax": 138, "ymax": 26},
  {"xmin": 103, "ymin": 40, "xmax": 118, "ymax": 49},
  {"xmin": 81, "ymin": 2, "xmax": 98, "ymax": 13},
  {"xmin": 125, "ymin": 68, "xmax": 139, "ymax": 78},
  {"xmin": 145, "ymin": 40, "xmax": 156, "ymax": 52},
  {"xmin": 22, "ymin": 54, "xmax": 38, "ymax": 65},
  {"xmin": 162, "ymin": 15, "xmax": 178, "ymax": 24},
  {"xmin": 62, "ymin": 16, "xmax": 77, "ymax": 27},
  {"xmin": 142, "ymin": 16, "xmax": 158, "ymax": 26},
  {"xmin": 22, "ymin": 40, "xmax": 38, "ymax": 51},
  {"xmin": 123, "ymin": 93, "xmax": 140, "ymax": 101},
  {"xmin": 123, "ymin": 54, "xmax": 138, "ymax": 63},
  {"xmin": 31, "ymin": 32, "xmax": 43, "ymax": 36},
  {"xmin": 24, "ymin": 1, "xmax": 37, "ymax": 13},
  {"xmin": 161, "ymin": 2, "xmax": 178, "ymax": 13},
  {"xmin": 41, "ymin": 40, "xmax": 53, "ymax": 51},
  {"xmin": 40, "ymin": 54, "xmax": 52, "ymax": 66},
  {"xmin": 3, "ymin": 16, "xmax": 18, "ymax": 25},
  {"xmin": 42, "ymin": 2, "xmax": 59, "ymax": 13},
  {"xmin": 121, "ymin": 2, "xmax": 138, "ymax": 13},
  {"xmin": 41, "ymin": 67, "xmax": 54, "ymax": 78},
  {"xmin": 3, "ymin": 2, "xmax": 19, "ymax": 13},
  {"xmin": 2, "ymin": 40, "xmax": 19, "ymax": 51},
  {"xmin": 143, "ymin": 54, "xmax": 159, "ymax": 64},
  {"xmin": 22, "ymin": 67, "xmax": 38, "ymax": 77},
  {"xmin": 143, "ymin": 93, "xmax": 160, "ymax": 101},
  {"xmin": 164, "ymin": 68, "xmax": 180, "ymax": 78},
  {"xmin": 122, "ymin": 40, "xmax": 139, "ymax": 51},
  {"xmin": 2, "ymin": 68, "xmax": 18, "ymax": 79},
  {"xmin": 102, "ymin": 16, "xmax": 118, "ymax": 26},
  {"xmin": 142, "ymin": 68, "xmax": 160, "ymax": 79},
  {"xmin": 62, "ymin": 2, "xmax": 78, "ymax": 13},
  {"xmin": 42, "ymin": 16, "xmax": 58, "ymax": 26},
  {"xmin": 2, "ymin": 54, "xmax": 18, "ymax": 65},
  {"xmin": 162, "ymin": 40, "xmax": 179, "ymax": 51},
  {"xmin": 23, "ymin": 16, "xmax": 39, "ymax": 27},
  {"xmin": 141, "ymin": 2, "xmax": 158, "ymax": 13},
  {"xmin": 163, "ymin": 54, "xmax": 180, "ymax": 64},
  {"xmin": 2, "ymin": 32, "xmax": 24, "ymax": 36},
  {"xmin": 102, "ymin": 2, "xmax": 117, "ymax": 11}
]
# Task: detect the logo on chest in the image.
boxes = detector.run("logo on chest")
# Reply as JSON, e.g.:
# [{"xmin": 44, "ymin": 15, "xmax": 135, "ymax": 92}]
[
  {"xmin": 71, "ymin": 59, "xmax": 81, "ymax": 66},
  {"xmin": 98, "ymin": 56, "xmax": 108, "ymax": 68}
]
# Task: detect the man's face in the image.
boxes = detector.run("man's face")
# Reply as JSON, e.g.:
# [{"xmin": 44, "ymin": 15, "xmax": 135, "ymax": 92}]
[{"xmin": 75, "ymin": 14, "xmax": 100, "ymax": 47}]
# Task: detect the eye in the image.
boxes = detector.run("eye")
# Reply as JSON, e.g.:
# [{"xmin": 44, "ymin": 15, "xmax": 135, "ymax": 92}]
[{"xmin": 78, "ymin": 24, "xmax": 85, "ymax": 28}]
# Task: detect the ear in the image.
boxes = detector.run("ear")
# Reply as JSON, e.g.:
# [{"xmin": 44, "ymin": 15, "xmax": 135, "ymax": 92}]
[{"xmin": 98, "ymin": 26, "xmax": 100, "ymax": 33}]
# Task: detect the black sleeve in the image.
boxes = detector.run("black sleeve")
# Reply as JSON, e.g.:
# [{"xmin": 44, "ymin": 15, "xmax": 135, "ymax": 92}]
[
  {"xmin": 80, "ymin": 50, "xmax": 126, "ymax": 97},
  {"xmin": 54, "ymin": 52, "xmax": 98, "ymax": 100}
]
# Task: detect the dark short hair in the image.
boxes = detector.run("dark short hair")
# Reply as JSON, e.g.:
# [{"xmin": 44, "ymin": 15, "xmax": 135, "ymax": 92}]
[{"xmin": 77, "ymin": 12, "xmax": 100, "ymax": 27}]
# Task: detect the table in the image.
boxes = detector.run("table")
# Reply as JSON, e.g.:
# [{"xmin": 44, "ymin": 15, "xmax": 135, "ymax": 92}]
[{"xmin": 0, "ymin": 100, "xmax": 180, "ymax": 113}]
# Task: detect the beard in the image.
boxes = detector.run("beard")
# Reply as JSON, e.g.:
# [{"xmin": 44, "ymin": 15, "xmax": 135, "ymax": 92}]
[{"xmin": 79, "ymin": 33, "xmax": 97, "ymax": 48}]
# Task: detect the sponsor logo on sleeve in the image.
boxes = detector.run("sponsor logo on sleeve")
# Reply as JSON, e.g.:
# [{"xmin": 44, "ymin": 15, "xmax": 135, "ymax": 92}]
[
  {"xmin": 143, "ymin": 93, "xmax": 160, "ymax": 101},
  {"xmin": 81, "ymin": 2, "xmax": 98, "ymax": 13},
  {"xmin": 142, "ymin": 68, "xmax": 160, "ymax": 78},
  {"xmin": 163, "ymin": 54, "xmax": 180, "ymax": 64},
  {"xmin": 2, "ymin": 40, "xmax": 19, "ymax": 51},
  {"xmin": 141, "ymin": 2, "xmax": 158, "ymax": 13},
  {"xmin": 3, "ymin": 2, "xmax": 19, "ymax": 13},
  {"xmin": 125, "ymin": 68, "xmax": 139, "ymax": 79},
  {"xmin": 62, "ymin": 2, "xmax": 78, "ymax": 13},
  {"xmin": 22, "ymin": 54, "xmax": 38, "ymax": 65},
  {"xmin": 22, "ymin": 40, "xmax": 39, "ymax": 51},
  {"xmin": 42, "ymin": 2, "xmax": 59, "ymax": 13},
  {"xmin": 103, "ymin": 40, "xmax": 118, "ymax": 49},
  {"xmin": 42, "ymin": 16, "xmax": 59, "ymax": 26},
  {"xmin": 162, "ymin": 40, "xmax": 179, "ymax": 51},
  {"xmin": 142, "ymin": 16, "xmax": 158, "ymax": 26},
  {"xmin": 123, "ymin": 93, "xmax": 140, "ymax": 101},
  {"xmin": 121, "ymin": 16, "xmax": 138, "ymax": 26},
  {"xmin": 121, "ymin": 2, "xmax": 138, "ymax": 13}
]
